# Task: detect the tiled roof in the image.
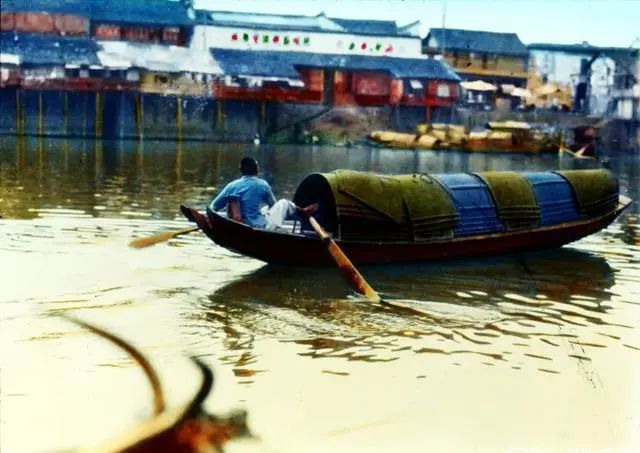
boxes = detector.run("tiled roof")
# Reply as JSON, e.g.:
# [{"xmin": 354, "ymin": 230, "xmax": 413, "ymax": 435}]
[
  {"xmin": 425, "ymin": 28, "xmax": 528, "ymax": 56},
  {"xmin": 2, "ymin": 0, "xmax": 90, "ymax": 15},
  {"xmin": 90, "ymin": 0, "xmax": 194, "ymax": 26},
  {"xmin": 197, "ymin": 10, "xmax": 410, "ymax": 37},
  {"xmin": 91, "ymin": 0, "xmax": 193, "ymax": 26},
  {"xmin": 210, "ymin": 48, "xmax": 301, "ymax": 78},
  {"xmin": 3, "ymin": 0, "xmax": 194, "ymax": 26},
  {"xmin": 330, "ymin": 18, "xmax": 400, "ymax": 36},
  {"xmin": 210, "ymin": 48, "xmax": 460, "ymax": 81},
  {"xmin": 0, "ymin": 32, "xmax": 100, "ymax": 66},
  {"xmin": 528, "ymin": 42, "xmax": 639, "ymax": 57},
  {"xmin": 196, "ymin": 10, "xmax": 343, "ymax": 33}
]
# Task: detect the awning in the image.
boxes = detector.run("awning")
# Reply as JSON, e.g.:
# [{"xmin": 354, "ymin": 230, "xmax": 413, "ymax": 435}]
[
  {"xmin": 96, "ymin": 50, "xmax": 131, "ymax": 70},
  {"xmin": 0, "ymin": 53, "xmax": 20, "ymax": 65},
  {"xmin": 501, "ymin": 84, "xmax": 516, "ymax": 94},
  {"xmin": 510, "ymin": 87, "xmax": 532, "ymax": 98},
  {"xmin": 534, "ymin": 84, "xmax": 562, "ymax": 96},
  {"xmin": 409, "ymin": 79, "xmax": 423, "ymax": 89},
  {"xmin": 460, "ymin": 80, "xmax": 498, "ymax": 91},
  {"xmin": 210, "ymin": 48, "xmax": 461, "ymax": 81},
  {"xmin": 238, "ymin": 75, "xmax": 305, "ymax": 87}
]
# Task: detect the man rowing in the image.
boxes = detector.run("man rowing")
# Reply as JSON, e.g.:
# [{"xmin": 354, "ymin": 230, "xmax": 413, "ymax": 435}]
[{"xmin": 210, "ymin": 157, "xmax": 316, "ymax": 231}]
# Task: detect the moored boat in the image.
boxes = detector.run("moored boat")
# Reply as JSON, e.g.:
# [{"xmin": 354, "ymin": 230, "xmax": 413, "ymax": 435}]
[
  {"xmin": 181, "ymin": 169, "xmax": 631, "ymax": 265},
  {"xmin": 465, "ymin": 121, "xmax": 558, "ymax": 153},
  {"xmin": 368, "ymin": 121, "xmax": 560, "ymax": 153}
]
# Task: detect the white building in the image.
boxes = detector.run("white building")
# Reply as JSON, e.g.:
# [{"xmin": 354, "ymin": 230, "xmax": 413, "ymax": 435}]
[
  {"xmin": 190, "ymin": 11, "xmax": 423, "ymax": 58},
  {"xmin": 529, "ymin": 43, "xmax": 615, "ymax": 115}
]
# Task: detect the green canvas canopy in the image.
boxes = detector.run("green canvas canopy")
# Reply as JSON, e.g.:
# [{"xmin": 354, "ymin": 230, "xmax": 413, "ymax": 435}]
[
  {"xmin": 556, "ymin": 169, "xmax": 619, "ymax": 217},
  {"xmin": 293, "ymin": 170, "xmax": 458, "ymax": 242},
  {"xmin": 292, "ymin": 169, "xmax": 620, "ymax": 243},
  {"xmin": 474, "ymin": 171, "xmax": 540, "ymax": 229}
]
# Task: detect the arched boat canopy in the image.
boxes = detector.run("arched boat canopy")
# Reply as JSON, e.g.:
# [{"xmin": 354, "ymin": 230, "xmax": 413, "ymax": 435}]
[
  {"xmin": 293, "ymin": 169, "xmax": 619, "ymax": 243},
  {"xmin": 556, "ymin": 169, "xmax": 619, "ymax": 217},
  {"xmin": 293, "ymin": 170, "xmax": 458, "ymax": 242}
]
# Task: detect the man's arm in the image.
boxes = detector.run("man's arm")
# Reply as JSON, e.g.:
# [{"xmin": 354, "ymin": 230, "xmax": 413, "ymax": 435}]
[
  {"xmin": 264, "ymin": 184, "xmax": 276, "ymax": 208},
  {"xmin": 210, "ymin": 185, "xmax": 229, "ymax": 211}
]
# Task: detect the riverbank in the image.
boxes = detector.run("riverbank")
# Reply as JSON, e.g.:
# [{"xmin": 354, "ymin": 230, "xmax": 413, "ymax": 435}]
[
  {"xmin": 0, "ymin": 87, "xmax": 452, "ymax": 144},
  {"xmin": 1, "ymin": 87, "xmax": 638, "ymax": 151}
]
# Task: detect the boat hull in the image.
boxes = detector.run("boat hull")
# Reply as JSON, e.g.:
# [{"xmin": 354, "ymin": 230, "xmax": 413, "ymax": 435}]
[{"xmin": 181, "ymin": 196, "xmax": 631, "ymax": 265}]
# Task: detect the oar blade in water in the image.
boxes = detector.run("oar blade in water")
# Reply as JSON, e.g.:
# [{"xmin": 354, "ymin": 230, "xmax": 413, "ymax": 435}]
[
  {"xmin": 307, "ymin": 215, "xmax": 381, "ymax": 302},
  {"xmin": 129, "ymin": 227, "xmax": 199, "ymax": 249}
]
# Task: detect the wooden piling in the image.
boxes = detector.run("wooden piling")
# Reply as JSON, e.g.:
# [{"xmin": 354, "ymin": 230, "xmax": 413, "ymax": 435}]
[
  {"xmin": 260, "ymin": 100, "xmax": 266, "ymax": 132},
  {"xmin": 15, "ymin": 89, "xmax": 23, "ymax": 135},
  {"xmin": 82, "ymin": 92, "xmax": 88, "ymax": 138},
  {"xmin": 135, "ymin": 93, "xmax": 144, "ymax": 140},
  {"xmin": 63, "ymin": 91, "xmax": 69, "ymax": 136},
  {"xmin": 38, "ymin": 91, "xmax": 44, "ymax": 136},
  {"xmin": 16, "ymin": 134, "xmax": 25, "ymax": 172},
  {"xmin": 94, "ymin": 139, "xmax": 102, "ymax": 178},
  {"xmin": 95, "ymin": 91, "xmax": 103, "ymax": 138},
  {"xmin": 177, "ymin": 95, "xmax": 183, "ymax": 141},
  {"xmin": 216, "ymin": 100, "xmax": 224, "ymax": 130},
  {"xmin": 175, "ymin": 140, "xmax": 183, "ymax": 182}
]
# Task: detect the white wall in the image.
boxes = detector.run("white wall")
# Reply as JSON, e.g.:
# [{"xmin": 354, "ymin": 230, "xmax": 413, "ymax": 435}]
[
  {"xmin": 615, "ymin": 99, "xmax": 633, "ymax": 119},
  {"xmin": 190, "ymin": 25, "xmax": 422, "ymax": 58},
  {"xmin": 530, "ymin": 49, "xmax": 615, "ymax": 115}
]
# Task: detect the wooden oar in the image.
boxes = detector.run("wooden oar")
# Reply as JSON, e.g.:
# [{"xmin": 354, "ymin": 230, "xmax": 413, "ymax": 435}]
[
  {"xmin": 306, "ymin": 215, "xmax": 381, "ymax": 302},
  {"xmin": 129, "ymin": 227, "xmax": 199, "ymax": 249},
  {"xmin": 559, "ymin": 144, "xmax": 594, "ymax": 160},
  {"xmin": 306, "ymin": 215, "xmax": 440, "ymax": 317}
]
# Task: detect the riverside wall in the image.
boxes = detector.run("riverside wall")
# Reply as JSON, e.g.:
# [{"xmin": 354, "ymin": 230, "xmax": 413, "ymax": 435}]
[
  {"xmin": 0, "ymin": 88, "xmax": 253, "ymax": 141},
  {"xmin": 0, "ymin": 87, "xmax": 453, "ymax": 143},
  {"xmin": 1, "ymin": 87, "xmax": 636, "ymax": 151}
]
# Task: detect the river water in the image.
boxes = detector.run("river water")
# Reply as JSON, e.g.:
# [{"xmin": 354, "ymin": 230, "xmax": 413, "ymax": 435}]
[{"xmin": 1, "ymin": 137, "xmax": 639, "ymax": 453}]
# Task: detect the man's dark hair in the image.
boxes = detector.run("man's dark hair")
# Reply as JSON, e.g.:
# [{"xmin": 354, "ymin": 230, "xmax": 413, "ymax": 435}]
[{"xmin": 240, "ymin": 157, "xmax": 258, "ymax": 176}]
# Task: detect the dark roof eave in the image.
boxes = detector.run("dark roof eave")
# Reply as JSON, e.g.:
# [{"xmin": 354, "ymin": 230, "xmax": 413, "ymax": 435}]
[
  {"xmin": 91, "ymin": 18, "xmax": 192, "ymax": 27},
  {"xmin": 424, "ymin": 28, "xmax": 528, "ymax": 56},
  {"xmin": 211, "ymin": 48, "xmax": 461, "ymax": 82},
  {"xmin": 425, "ymin": 45, "xmax": 528, "ymax": 57},
  {"xmin": 527, "ymin": 43, "xmax": 638, "ymax": 57},
  {"xmin": 194, "ymin": 13, "xmax": 414, "ymax": 38}
]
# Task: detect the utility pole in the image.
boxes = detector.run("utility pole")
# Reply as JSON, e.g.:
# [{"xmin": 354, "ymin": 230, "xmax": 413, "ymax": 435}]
[{"xmin": 441, "ymin": 0, "xmax": 447, "ymax": 54}]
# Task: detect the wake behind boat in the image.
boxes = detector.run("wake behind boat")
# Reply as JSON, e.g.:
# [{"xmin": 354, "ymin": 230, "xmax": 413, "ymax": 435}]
[{"xmin": 181, "ymin": 169, "xmax": 631, "ymax": 265}]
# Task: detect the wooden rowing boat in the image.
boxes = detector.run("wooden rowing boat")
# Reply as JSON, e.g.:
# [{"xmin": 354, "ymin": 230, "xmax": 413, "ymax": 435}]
[{"xmin": 181, "ymin": 169, "xmax": 632, "ymax": 266}]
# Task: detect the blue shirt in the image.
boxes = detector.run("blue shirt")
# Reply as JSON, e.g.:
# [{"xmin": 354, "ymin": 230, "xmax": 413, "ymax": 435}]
[{"xmin": 210, "ymin": 176, "xmax": 276, "ymax": 228}]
